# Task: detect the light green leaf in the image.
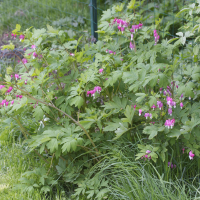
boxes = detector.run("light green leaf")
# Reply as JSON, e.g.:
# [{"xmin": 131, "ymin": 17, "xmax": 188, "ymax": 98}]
[{"xmin": 70, "ymin": 96, "xmax": 84, "ymax": 109}]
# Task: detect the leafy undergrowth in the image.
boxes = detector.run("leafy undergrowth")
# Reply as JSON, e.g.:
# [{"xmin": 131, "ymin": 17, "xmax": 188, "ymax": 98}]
[
  {"xmin": 0, "ymin": 142, "xmax": 69, "ymax": 200},
  {"xmin": 78, "ymin": 140, "xmax": 200, "ymax": 200}
]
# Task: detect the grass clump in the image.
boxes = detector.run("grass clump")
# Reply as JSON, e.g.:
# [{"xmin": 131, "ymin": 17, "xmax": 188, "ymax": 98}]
[{"xmin": 0, "ymin": 142, "xmax": 69, "ymax": 200}]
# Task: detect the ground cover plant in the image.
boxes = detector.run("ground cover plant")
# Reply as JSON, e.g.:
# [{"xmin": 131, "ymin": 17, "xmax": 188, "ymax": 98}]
[
  {"xmin": 0, "ymin": 0, "xmax": 200, "ymax": 199},
  {"xmin": 0, "ymin": 142, "xmax": 71, "ymax": 200}
]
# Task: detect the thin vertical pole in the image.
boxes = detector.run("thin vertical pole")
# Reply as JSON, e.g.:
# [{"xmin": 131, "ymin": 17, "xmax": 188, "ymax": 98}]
[{"xmin": 90, "ymin": 0, "xmax": 98, "ymax": 43}]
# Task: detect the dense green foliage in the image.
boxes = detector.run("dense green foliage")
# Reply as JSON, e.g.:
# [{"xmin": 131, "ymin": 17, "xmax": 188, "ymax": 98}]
[{"xmin": 0, "ymin": 0, "xmax": 200, "ymax": 199}]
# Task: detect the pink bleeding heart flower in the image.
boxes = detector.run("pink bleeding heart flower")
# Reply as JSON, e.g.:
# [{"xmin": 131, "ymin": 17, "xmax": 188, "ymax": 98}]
[
  {"xmin": 32, "ymin": 52, "xmax": 38, "ymax": 59},
  {"xmin": 1, "ymin": 99, "xmax": 6, "ymax": 106},
  {"xmin": 22, "ymin": 58, "xmax": 28, "ymax": 64},
  {"xmin": 130, "ymin": 42, "xmax": 134, "ymax": 50},
  {"xmin": 121, "ymin": 27, "xmax": 125, "ymax": 34},
  {"xmin": 164, "ymin": 119, "xmax": 175, "ymax": 129},
  {"xmin": 146, "ymin": 150, "xmax": 151, "ymax": 154},
  {"xmin": 157, "ymin": 101, "xmax": 163, "ymax": 110},
  {"xmin": 151, "ymin": 104, "xmax": 157, "ymax": 110},
  {"xmin": 134, "ymin": 105, "xmax": 136, "ymax": 111},
  {"xmin": 15, "ymin": 74, "xmax": 19, "ymax": 80},
  {"xmin": 131, "ymin": 34, "xmax": 133, "ymax": 41},
  {"xmin": 11, "ymin": 100, "xmax": 14, "ymax": 106},
  {"xmin": 189, "ymin": 151, "xmax": 195, "ymax": 160},
  {"xmin": 168, "ymin": 108, "xmax": 172, "ymax": 116},
  {"xmin": 5, "ymin": 101, "xmax": 9, "ymax": 107},
  {"xmin": 19, "ymin": 35, "xmax": 25, "ymax": 41},
  {"xmin": 6, "ymin": 86, "xmax": 13, "ymax": 94},
  {"xmin": 153, "ymin": 30, "xmax": 160, "ymax": 45},
  {"xmin": 19, "ymin": 95, "xmax": 23, "ymax": 100},
  {"xmin": 144, "ymin": 113, "xmax": 150, "ymax": 119},
  {"xmin": 70, "ymin": 53, "xmax": 74, "ymax": 56},
  {"xmin": 182, "ymin": 148, "xmax": 185, "ymax": 154},
  {"xmin": 109, "ymin": 50, "xmax": 113, "ymax": 54},
  {"xmin": 180, "ymin": 102, "xmax": 183, "ymax": 109},
  {"xmin": 25, "ymin": 79, "xmax": 27, "ymax": 85},
  {"xmin": 99, "ymin": 68, "xmax": 103, "ymax": 73},
  {"xmin": 0, "ymin": 85, "xmax": 5, "ymax": 89},
  {"xmin": 139, "ymin": 109, "xmax": 142, "ymax": 116},
  {"xmin": 31, "ymin": 45, "xmax": 36, "ymax": 50}
]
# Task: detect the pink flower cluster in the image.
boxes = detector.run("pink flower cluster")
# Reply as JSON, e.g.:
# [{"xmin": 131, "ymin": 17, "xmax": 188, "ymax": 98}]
[
  {"xmin": 1, "ymin": 99, "xmax": 14, "ymax": 107},
  {"xmin": 153, "ymin": 30, "xmax": 160, "ymax": 45},
  {"xmin": 164, "ymin": 119, "xmax": 175, "ymax": 129},
  {"xmin": 87, "ymin": 86, "xmax": 102, "ymax": 97},
  {"xmin": 11, "ymin": 33, "xmax": 17, "ymax": 39},
  {"xmin": 6, "ymin": 87, "xmax": 13, "ymax": 94},
  {"xmin": 106, "ymin": 49, "xmax": 116, "ymax": 55},
  {"xmin": 16, "ymin": 95, "xmax": 23, "ymax": 100},
  {"xmin": 166, "ymin": 96, "xmax": 176, "ymax": 108},
  {"xmin": 144, "ymin": 113, "xmax": 152, "ymax": 119},
  {"xmin": 130, "ymin": 23, "xmax": 143, "ymax": 33},
  {"xmin": 113, "ymin": 18, "xmax": 129, "ymax": 34}
]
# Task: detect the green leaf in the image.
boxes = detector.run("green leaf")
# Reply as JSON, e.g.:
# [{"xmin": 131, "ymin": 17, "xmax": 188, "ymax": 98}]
[
  {"xmin": 115, "ymin": 3, "xmax": 124, "ymax": 12},
  {"xmin": 167, "ymin": 129, "xmax": 181, "ymax": 138},
  {"xmin": 62, "ymin": 137, "xmax": 77, "ymax": 152},
  {"xmin": 113, "ymin": 123, "xmax": 128, "ymax": 140},
  {"xmin": 143, "ymin": 125, "xmax": 165, "ymax": 139},
  {"xmin": 46, "ymin": 138, "xmax": 58, "ymax": 153},
  {"xmin": 70, "ymin": 96, "xmax": 84, "ymax": 109},
  {"xmin": 103, "ymin": 122, "xmax": 120, "ymax": 131},
  {"xmin": 193, "ymin": 45, "xmax": 199, "ymax": 55},
  {"xmin": 149, "ymin": 96, "xmax": 157, "ymax": 107},
  {"xmin": 42, "ymin": 106, "xmax": 50, "ymax": 114},
  {"xmin": 135, "ymin": 93, "xmax": 146, "ymax": 103},
  {"xmin": 176, "ymin": 8, "xmax": 190, "ymax": 17},
  {"xmin": 167, "ymin": 37, "xmax": 179, "ymax": 44},
  {"xmin": 56, "ymin": 96, "xmax": 66, "ymax": 106},
  {"xmin": 127, "ymin": 0, "xmax": 136, "ymax": 9},
  {"xmin": 159, "ymin": 74, "xmax": 169, "ymax": 88},
  {"xmin": 1, "ymin": 43, "xmax": 15, "ymax": 50},
  {"xmin": 123, "ymin": 105, "xmax": 135, "ymax": 124},
  {"xmin": 41, "ymin": 186, "xmax": 51, "ymax": 193},
  {"xmin": 47, "ymin": 24, "xmax": 59, "ymax": 34},
  {"xmin": 33, "ymin": 106, "xmax": 44, "ymax": 121}
]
